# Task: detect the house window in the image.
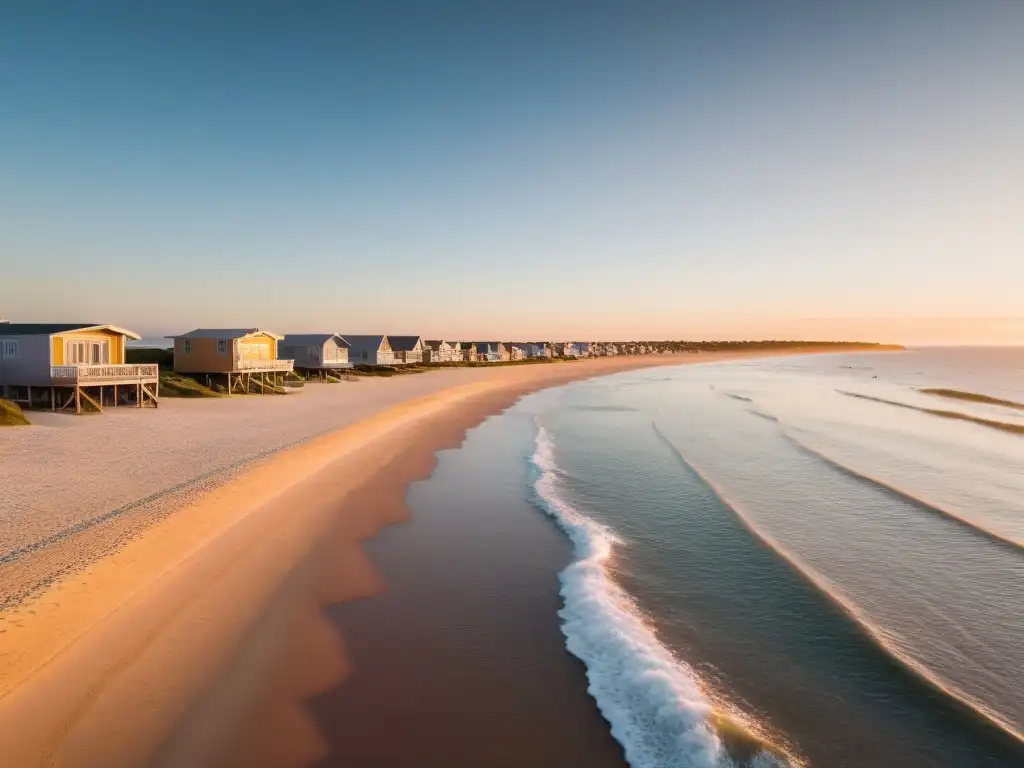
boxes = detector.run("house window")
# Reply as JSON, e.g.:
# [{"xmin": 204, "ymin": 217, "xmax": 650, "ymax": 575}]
[
  {"xmin": 240, "ymin": 342, "xmax": 269, "ymax": 360},
  {"xmin": 89, "ymin": 341, "xmax": 110, "ymax": 364},
  {"xmin": 1, "ymin": 339, "xmax": 18, "ymax": 358},
  {"xmin": 183, "ymin": 339, "xmax": 192, "ymax": 354},
  {"xmin": 217, "ymin": 339, "xmax": 227, "ymax": 355}
]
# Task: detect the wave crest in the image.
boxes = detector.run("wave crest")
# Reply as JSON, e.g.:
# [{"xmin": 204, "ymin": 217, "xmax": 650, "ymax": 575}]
[{"xmin": 531, "ymin": 424, "xmax": 790, "ymax": 768}]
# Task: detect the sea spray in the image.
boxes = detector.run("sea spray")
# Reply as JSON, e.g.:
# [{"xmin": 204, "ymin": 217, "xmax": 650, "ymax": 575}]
[{"xmin": 529, "ymin": 424, "xmax": 786, "ymax": 768}]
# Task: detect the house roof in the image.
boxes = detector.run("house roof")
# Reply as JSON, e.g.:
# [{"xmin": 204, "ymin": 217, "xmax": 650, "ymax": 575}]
[
  {"xmin": 342, "ymin": 334, "xmax": 388, "ymax": 351},
  {"xmin": 388, "ymin": 335, "xmax": 423, "ymax": 351},
  {"xmin": 425, "ymin": 340, "xmax": 449, "ymax": 350},
  {"xmin": 281, "ymin": 333, "xmax": 350, "ymax": 348},
  {"xmin": 167, "ymin": 328, "xmax": 284, "ymax": 341},
  {"xmin": 0, "ymin": 323, "xmax": 141, "ymax": 340}
]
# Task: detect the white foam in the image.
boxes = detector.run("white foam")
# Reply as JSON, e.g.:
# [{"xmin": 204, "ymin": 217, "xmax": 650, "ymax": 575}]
[{"xmin": 530, "ymin": 424, "xmax": 784, "ymax": 768}]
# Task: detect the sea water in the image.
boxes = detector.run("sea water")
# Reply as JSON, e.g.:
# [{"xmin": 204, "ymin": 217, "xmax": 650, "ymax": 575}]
[{"xmin": 516, "ymin": 348, "xmax": 1024, "ymax": 767}]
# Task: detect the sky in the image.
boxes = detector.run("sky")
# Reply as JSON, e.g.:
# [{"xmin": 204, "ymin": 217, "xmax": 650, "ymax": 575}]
[{"xmin": 1, "ymin": 2, "xmax": 1022, "ymax": 344}]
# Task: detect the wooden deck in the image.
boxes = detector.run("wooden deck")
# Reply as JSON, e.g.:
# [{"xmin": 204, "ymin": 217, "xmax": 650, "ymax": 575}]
[{"xmin": 50, "ymin": 364, "xmax": 159, "ymax": 385}]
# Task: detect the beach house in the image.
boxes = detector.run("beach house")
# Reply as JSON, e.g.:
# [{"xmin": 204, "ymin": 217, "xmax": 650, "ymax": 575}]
[
  {"xmin": 523, "ymin": 342, "xmax": 554, "ymax": 359},
  {"xmin": 505, "ymin": 343, "xmax": 526, "ymax": 362},
  {"xmin": 389, "ymin": 336, "xmax": 425, "ymax": 365},
  {"xmin": 168, "ymin": 328, "xmax": 293, "ymax": 394},
  {"xmin": 424, "ymin": 340, "xmax": 457, "ymax": 363},
  {"xmin": 0, "ymin": 322, "xmax": 159, "ymax": 413},
  {"xmin": 572, "ymin": 342, "xmax": 593, "ymax": 358},
  {"xmin": 343, "ymin": 335, "xmax": 395, "ymax": 366},
  {"xmin": 473, "ymin": 342, "xmax": 508, "ymax": 362},
  {"xmin": 451, "ymin": 342, "xmax": 472, "ymax": 362},
  {"xmin": 279, "ymin": 334, "xmax": 352, "ymax": 378}
]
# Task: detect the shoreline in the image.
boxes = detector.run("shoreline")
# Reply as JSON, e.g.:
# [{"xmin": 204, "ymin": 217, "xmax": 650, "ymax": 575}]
[{"xmin": 0, "ymin": 350, "xmax": 875, "ymax": 766}]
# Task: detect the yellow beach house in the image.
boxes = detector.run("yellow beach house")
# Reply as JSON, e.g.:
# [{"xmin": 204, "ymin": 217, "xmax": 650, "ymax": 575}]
[
  {"xmin": 167, "ymin": 328, "xmax": 294, "ymax": 394},
  {"xmin": 0, "ymin": 322, "xmax": 159, "ymax": 413}
]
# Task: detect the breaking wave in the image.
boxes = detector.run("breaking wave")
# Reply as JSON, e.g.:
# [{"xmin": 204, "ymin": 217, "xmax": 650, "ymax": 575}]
[{"xmin": 530, "ymin": 424, "xmax": 791, "ymax": 768}]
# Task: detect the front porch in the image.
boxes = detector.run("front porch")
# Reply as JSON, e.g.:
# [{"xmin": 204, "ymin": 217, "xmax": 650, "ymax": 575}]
[{"xmin": 3, "ymin": 364, "xmax": 160, "ymax": 414}]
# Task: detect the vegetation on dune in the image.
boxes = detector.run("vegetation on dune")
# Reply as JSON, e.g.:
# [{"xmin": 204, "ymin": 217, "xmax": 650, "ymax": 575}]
[
  {"xmin": 920, "ymin": 388, "xmax": 1024, "ymax": 411},
  {"xmin": 0, "ymin": 398, "xmax": 31, "ymax": 426},
  {"xmin": 423, "ymin": 358, "xmax": 571, "ymax": 368},
  {"xmin": 348, "ymin": 364, "xmax": 428, "ymax": 377},
  {"xmin": 158, "ymin": 371, "xmax": 225, "ymax": 398}
]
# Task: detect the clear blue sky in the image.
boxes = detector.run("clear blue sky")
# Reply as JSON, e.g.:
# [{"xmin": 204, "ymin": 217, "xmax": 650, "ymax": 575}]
[{"xmin": 2, "ymin": 2, "xmax": 1021, "ymax": 343}]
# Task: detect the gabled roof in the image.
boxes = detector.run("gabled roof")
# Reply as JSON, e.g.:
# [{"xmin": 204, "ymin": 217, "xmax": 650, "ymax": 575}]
[
  {"xmin": 167, "ymin": 328, "xmax": 284, "ymax": 341},
  {"xmin": 281, "ymin": 333, "xmax": 350, "ymax": 348},
  {"xmin": 388, "ymin": 335, "xmax": 423, "ymax": 351},
  {"xmin": 425, "ymin": 340, "xmax": 450, "ymax": 350},
  {"xmin": 342, "ymin": 334, "xmax": 388, "ymax": 351},
  {"xmin": 0, "ymin": 323, "xmax": 141, "ymax": 340}
]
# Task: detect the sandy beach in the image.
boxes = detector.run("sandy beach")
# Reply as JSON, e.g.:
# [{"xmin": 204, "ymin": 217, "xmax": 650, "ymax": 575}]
[{"xmin": 0, "ymin": 352, "xmax": 816, "ymax": 767}]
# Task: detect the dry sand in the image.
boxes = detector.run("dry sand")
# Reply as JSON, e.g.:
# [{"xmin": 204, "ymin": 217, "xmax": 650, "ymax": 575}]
[{"xmin": 0, "ymin": 352, "xmax": 811, "ymax": 767}]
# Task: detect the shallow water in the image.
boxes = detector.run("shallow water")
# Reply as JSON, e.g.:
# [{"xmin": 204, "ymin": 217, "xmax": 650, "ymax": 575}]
[
  {"xmin": 317, "ymin": 348, "xmax": 1024, "ymax": 767},
  {"xmin": 525, "ymin": 348, "xmax": 1024, "ymax": 766}
]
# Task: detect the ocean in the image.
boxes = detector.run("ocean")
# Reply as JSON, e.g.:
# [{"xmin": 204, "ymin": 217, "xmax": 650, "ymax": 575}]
[{"xmin": 313, "ymin": 348, "xmax": 1024, "ymax": 768}]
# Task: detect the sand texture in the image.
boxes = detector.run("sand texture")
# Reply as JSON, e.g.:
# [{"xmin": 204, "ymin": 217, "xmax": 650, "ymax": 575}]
[{"xmin": 0, "ymin": 353, "xmax": 808, "ymax": 767}]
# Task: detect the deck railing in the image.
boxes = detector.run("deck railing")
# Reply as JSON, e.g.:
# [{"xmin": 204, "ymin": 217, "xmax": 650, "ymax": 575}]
[
  {"xmin": 51, "ymin": 364, "xmax": 159, "ymax": 383},
  {"xmin": 235, "ymin": 358, "xmax": 294, "ymax": 371}
]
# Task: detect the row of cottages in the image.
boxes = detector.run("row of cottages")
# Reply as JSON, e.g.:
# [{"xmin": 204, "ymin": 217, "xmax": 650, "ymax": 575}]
[
  {"xmin": 0, "ymin": 323, "xmax": 159, "ymax": 413},
  {"xmin": 169, "ymin": 329, "xmax": 294, "ymax": 394}
]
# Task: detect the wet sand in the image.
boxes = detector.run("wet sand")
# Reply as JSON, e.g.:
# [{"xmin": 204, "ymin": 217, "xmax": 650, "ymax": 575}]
[
  {"xmin": 308, "ymin": 406, "xmax": 628, "ymax": 768},
  {"xmin": 0, "ymin": 352, "xmax": 828, "ymax": 767}
]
